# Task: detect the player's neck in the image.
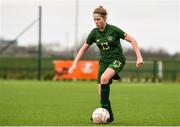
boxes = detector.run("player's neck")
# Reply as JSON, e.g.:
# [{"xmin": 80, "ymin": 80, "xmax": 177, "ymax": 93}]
[{"xmin": 99, "ymin": 23, "xmax": 107, "ymax": 32}]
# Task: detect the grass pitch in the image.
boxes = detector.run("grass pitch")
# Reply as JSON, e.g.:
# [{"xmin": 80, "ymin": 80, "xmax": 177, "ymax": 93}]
[{"xmin": 0, "ymin": 80, "xmax": 180, "ymax": 126}]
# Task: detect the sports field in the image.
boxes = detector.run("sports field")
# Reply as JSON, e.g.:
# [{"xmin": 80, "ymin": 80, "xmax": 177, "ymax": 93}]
[{"xmin": 0, "ymin": 80, "xmax": 179, "ymax": 126}]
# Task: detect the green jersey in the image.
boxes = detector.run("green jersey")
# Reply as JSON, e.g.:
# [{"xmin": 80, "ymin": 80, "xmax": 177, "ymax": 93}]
[{"xmin": 86, "ymin": 24, "xmax": 126, "ymax": 63}]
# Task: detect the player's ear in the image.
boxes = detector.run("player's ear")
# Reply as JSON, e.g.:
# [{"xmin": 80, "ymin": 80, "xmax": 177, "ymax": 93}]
[{"xmin": 103, "ymin": 16, "xmax": 107, "ymax": 22}]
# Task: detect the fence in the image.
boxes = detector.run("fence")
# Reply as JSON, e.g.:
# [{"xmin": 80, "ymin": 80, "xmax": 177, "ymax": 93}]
[{"xmin": 0, "ymin": 57, "xmax": 179, "ymax": 82}]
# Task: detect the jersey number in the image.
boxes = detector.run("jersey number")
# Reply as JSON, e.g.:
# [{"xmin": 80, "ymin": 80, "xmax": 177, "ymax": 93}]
[{"xmin": 101, "ymin": 42, "xmax": 109, "ymax": 50}]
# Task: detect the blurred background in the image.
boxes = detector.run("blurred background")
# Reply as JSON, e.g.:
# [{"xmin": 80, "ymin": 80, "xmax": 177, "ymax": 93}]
[{"xmin": 0, "ymin": 0, "xmax": 180, "ymax": 82}]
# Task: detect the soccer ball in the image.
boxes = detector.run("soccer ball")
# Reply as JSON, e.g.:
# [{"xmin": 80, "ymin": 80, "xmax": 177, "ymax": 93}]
[{"xmin": 92, "ymin": 108, "xmax": 110, "ymax": 124}]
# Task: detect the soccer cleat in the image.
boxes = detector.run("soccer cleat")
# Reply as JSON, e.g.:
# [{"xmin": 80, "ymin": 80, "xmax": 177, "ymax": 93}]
[
  {"xmin": 107, "ymin": 113, "xmax": 114, "ymax": 123},
  {"xmin": 110, "ymin": 113, "xmax": 114, "ymax": 122},
  {"xmin": 110, "ymin": 115, "xmax": 114, "ymax": 122},
  {"xmin": 106, "ymin": 117, "xmax": 114, "ymax": 123}
]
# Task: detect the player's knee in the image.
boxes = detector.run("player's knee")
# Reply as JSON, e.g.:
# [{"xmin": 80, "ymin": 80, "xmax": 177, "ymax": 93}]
[{"xmin": 101, "ymin": 76, "xmax": 109, "ymax": 84}]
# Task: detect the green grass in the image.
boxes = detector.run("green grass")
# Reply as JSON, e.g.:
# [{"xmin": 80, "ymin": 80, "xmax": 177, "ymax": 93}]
[{"xmin": 0, "ymin": 80, "xmax": 180, "ymax": 126}]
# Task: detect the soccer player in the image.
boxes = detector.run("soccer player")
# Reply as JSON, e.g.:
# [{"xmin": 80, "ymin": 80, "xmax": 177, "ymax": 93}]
[{"xmin": 68, "ymin": 6, "xmax": 143, "ymax": 123}]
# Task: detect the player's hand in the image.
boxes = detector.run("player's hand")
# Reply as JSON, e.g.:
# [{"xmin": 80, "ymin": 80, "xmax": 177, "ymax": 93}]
[
  {"xmin": 136, "ymin": 58, "xmax": 143, "ymax": 69},
  {"xmin": 68, "ymin": 64, "xmax": 77, "ymax": 74}
]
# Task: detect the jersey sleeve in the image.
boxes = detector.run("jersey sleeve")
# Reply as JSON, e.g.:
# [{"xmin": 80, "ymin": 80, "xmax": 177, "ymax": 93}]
[
  {"xmin": 115, "ymin": 27, "xmax": 127, "ymax": 39},
  {"xmin": 86, "ymin": 30, "xmax": 95, "ymax": 45}
]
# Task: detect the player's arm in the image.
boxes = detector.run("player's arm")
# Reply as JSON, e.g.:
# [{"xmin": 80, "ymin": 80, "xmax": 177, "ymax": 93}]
[
  {"xmin": 124, "ymin": 34, "xmax": 143, "ymax": 68},
  {"xmin": 68, "ymin": 43, "xmax": 90, "ymax": 73}
]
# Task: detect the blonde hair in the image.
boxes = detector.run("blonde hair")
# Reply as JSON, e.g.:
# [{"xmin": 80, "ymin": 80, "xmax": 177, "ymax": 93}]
[{"xmin": 93, "ymin": 6, "xmax": 107, "ymax": 17}]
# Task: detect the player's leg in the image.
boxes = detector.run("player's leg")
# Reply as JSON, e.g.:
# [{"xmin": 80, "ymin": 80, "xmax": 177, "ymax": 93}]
[
  {"xmin": 97, "ymin": 82, "xmax": 114, "ymax": 123},
  {"xmin": 100, "ymin": 60, "xmax": 126, "ymax": 122},
  {"xmin": 97, "ymin": 62, "xmax": 108, "ymax": 96},
  {"xmin": 98, "ymin": 83, "xmax": 101, "ymax": 96},
  {"xmin": 100, "ymin": 68, "xmax": 116, "ymax": 122},
  {"xmin": 97, "ymin": 63, "xmax": 113, "ymax": 97},
  {"xmin": 90, "ymin": 62, "xmax": 107, "ymax": 121},
  {"xmin": 101, "ymin": 68, "xmax": 115, "ymax": 84}
]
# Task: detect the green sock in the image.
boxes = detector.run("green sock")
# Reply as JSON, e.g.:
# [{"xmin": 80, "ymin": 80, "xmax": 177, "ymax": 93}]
[
  {"xmin": 100, "ymin": 84, "xmax": 114, "ymax": 120},
  {"xmin": 100, "ymin": 84, "xmax": 109, "ymax": 108},
  {"xmin": 108, "ymin": 100, "xmax": 114, "ymax": 121}
]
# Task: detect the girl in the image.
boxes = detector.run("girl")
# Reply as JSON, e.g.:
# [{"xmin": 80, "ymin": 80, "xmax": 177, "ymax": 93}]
[{"xmin": 68, "ymin": 6, "xmax": 143, "ymax": 123}]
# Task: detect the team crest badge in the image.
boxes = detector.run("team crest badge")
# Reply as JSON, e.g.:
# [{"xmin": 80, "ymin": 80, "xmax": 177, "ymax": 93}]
[
  {"xmin": 107, "ymin": 36, "xmax": 113, "ymax": 41},
  {"xmin": 96, "ymin": 39, "xmax": 100, "ymax": 43}
]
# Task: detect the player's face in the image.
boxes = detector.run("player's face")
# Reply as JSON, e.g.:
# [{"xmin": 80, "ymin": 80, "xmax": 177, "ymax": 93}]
[{"xmin": 93, "ymin": 14, "xmax": 106, "ymax": 29}]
